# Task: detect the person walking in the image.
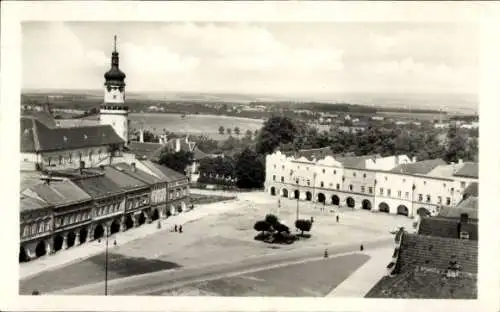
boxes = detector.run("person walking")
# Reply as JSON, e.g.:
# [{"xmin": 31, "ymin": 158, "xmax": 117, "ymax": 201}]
[
  {"xmin": 336, "ymin": 215, "xmax": 339, "ymax": 223},
  {"xmin": 174, "ymin": 224, "xmax": 178, "ymax": 232},
  {"xmin": 179, "ymin": 225, "xmax": 183, "ymax": 233}
]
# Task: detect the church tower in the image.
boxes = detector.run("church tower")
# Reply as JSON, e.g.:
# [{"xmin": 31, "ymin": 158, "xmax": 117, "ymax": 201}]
[{"xmin": 100, "ymin": 35, "xmax": 129, "ymax": 146}]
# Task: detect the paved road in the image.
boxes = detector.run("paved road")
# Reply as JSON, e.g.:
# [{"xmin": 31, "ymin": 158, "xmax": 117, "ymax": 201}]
[{"xmin": 56, "ymin": 238, "xmax": 392, "ymax": 296}]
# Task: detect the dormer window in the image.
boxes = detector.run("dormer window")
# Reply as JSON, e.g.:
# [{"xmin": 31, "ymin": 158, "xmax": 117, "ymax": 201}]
[{"xmin": 459, "ymin": 231, "xmax": 470, "ymax": 240}]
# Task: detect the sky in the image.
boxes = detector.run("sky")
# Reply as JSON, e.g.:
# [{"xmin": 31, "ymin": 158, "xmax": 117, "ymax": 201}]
[{"xmin": 22, "ymin": 22, "xmax": 479, "ymax": 95}]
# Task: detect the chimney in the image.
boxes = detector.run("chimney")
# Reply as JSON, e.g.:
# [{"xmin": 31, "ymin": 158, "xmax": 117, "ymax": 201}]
[
  {"xmin": 139, "ymin": 129, "xmax": 144, "ymax": 143},
  {"xmin": 131, "ymin": 162, "xmax": 136, "ymax": 172},
  {"xmin": 176, "ymin": 138, "xmax": 181, "ymax": 152},
  {"xmin": 460, "ymin": 213, "xmax": 469, "ymax": 224}
]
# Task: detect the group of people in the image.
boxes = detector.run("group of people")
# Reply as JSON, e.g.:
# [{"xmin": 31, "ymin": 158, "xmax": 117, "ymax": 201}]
[{"xmin": 174, "ymin": 224, "xmax": 183, "ymax": 233}]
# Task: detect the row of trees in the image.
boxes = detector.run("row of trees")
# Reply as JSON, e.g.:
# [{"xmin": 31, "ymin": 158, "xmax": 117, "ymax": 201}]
[
  {"xmin": 253, "ymin": 214, "xmax": 313, "ymax": 245},
  {"xmin": 218, "ymin": 126, "xmax": 259, "ymax": 138},
  {"xmin": 255, "ymin": 115, "xmax": 478, "ymax": 163}
]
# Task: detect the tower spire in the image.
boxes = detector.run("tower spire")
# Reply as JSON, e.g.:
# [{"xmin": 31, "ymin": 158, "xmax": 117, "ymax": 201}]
[{"xmin": 114, "ymin": 35, "xmax": 117, "ymax": 52}]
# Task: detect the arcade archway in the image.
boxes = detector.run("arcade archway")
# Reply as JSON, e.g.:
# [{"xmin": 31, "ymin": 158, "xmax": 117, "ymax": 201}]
[
  {"xmin": 93, "ymin": 224, "xmax": 104, "ymax": 240},
  {"xmin": 317, "ymin": 193, "xmax": 326, "ymax": 204},
  {"xmin": 110, "ymin": 219, "xmax": 121, "ymax": 234},
  {"xmin": 125, "ymin": 215, "xmax": 134, "ymax": 230},
  {"xmin": 294, "ymin": 190, "xmax": 300, "ymax": 199},
  {"xmin": 270, "ymin": 187, "xmax": 276, "ymax": 196},
  {"xmin": 282, "ymin": 188, "xmax": 288, "ymax": 198},
  {"xmin": 397, "ymin": 205, "xmax": 409, "ymax": 216},
  {"xmin": 79, "ymin": 228, "xmax": 88, "ymax": 244},
  {"xmin": 306, "ymin": 191, "xmax": 312, "ymax": 201},
  {"xmin": 66, "ymin": 232, "xmax": 76, "ymax": 248},
  {"xmin": 35, "ymin": 241, "xmax": 47, "ymax": 258},
  {"xmin": 19, "ymin": 246, "xmax": 29, "ymax": 262},
  {"xmin": 332, "ymin": 195, "xmax": 340, "ymax": 206},
  {"xmin": 138, "ymin": 212, "xmax": 147, "ymax": 225},
  {"xmin": 151, "ymin": 209, "xmax": 160, "ymax": 221},
  {"xmin": 53, "ymin": 235, "xmax": 64, "ymax": 252},
  {"xmin": 379, "ymin": 202, "xmax": 390, "ymax": 213},
  {"xmin": 346, "ymin": 197, "xmax": 355, "ymax": 208},
  {"xmin": 362, "ymin": 200, "xmax": 372, "ymax": 210}
]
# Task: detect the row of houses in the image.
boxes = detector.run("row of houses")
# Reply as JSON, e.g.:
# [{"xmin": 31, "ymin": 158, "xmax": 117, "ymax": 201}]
[
  {"xmin": 265, "ymin": 147, "xmax": 478, "ymax": 219},
  {"xmin": 20, "ymin": 159, "xmax": 190, "ymax": 263}
]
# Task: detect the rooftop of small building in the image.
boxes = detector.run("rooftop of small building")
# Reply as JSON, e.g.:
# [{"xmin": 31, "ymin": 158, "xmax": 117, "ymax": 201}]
[
  {"xmin": 112, "ymin": 162, "xmax": 164, "ymax": 185},
  {"xmin": 337, "ymin": 154, "xmax": 381, "ymax": 169},
  {"xmin": 418, "ymin": 215, "xmax": 478, "ymax": 240},
  {"xmin": 139, "ymin": 160, "xmax": 187, "ymax": 183},
  {"xmin": 439, "ymin": 196, "xmax": 478, "ymax": 220},
  {"xmin": 463, "ymin": 182, "xmax": 479, "ymax": 197},
  {"xmin": 453, "ymin": 162, "xmax": 478, "ymax": 179},
  {"xmin": 390, "ymin": 158, "xmax": 447, "ymax": 175},
  {"xmin": 20, "ymin": 193, "xmax": 51, "ymax": 212}
]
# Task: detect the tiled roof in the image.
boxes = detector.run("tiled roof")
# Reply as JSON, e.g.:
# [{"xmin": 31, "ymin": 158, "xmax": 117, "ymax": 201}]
[
  {"xmin": 397, "ymin": 233, "xmax": 478, "ymax": 274},
  {"xmin": 283, "ymin": 147, "xmax": 336, "ymax": 160},
  {"xmin": 101, "ymin": 166, "xmax": 149, "ymax": 190},
  {"xmin": 25, "ymin": 180, "xmax": 92, "ymax": 207},
  {"xmin": 72, "ymin": 175, "xmax": 122, "ymax": 199},
  {"xmin": 20, "ymin": 194, "xmax": 50, "ymax": 212},
  {"xmin": 112, "ymin": 163, "xmax": 164, "ymax": 185},
  {"xmin": 453, "ymin": 162, "xmax": 478, "ymax": 179},
  {"xmin": 390, "ymin": 159, "xmax": 446, "ymax": 175},
  {"xmin": 338, "ymin": 154, "xmax": 380, "ymax": 169},
  {"xmin": 440, "ymin": 197, "xmax": 478, "ymax": 220},
  {"xmin": 418, "ymin": 217, "xmax": 478, "ymax": 240},
  {"xmin": 365, "ymin": 269, "xmax": 477, "ymax": 299},
  {"xmin": 139, "ymin": 160, "xmax": 187, "ymax": 183},
  {"xmin": 20, "ymin": 117, "xmax": 124, "ymax": 153},
  {"xmin": 22, "ymin": 110, "xmax": 57, "ymax": 128},
  {"xmin": 426, "ymin": 164, "xmax": 460, "ymax": 178},
  {"xmin": 128, "ymin": 142, "xmax": 164, "ymax": 159},
  {"xmin": 463, "ymin": 182, "xmax": 478, "ymax": 197},
  {"xmin": 20, "ymin": 171, "xmax": 43, "ymax": 191}
]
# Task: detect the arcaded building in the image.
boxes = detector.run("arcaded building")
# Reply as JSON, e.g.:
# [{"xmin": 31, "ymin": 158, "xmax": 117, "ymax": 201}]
[
  {"xmin": 265, "ymin": 148, "xmax": 478, "ymax": 218},
  {"xmin": 19, "ymin": 37, "xmax": 190, "ymax": 262}
]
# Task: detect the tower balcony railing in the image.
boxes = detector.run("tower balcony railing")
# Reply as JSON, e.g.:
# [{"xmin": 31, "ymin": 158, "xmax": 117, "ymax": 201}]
[{"xmin": 101, "ymin": 105, "xmax": 129, "ymax": 111}]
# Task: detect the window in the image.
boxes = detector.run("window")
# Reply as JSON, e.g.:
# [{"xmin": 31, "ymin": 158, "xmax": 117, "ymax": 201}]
[
  {"xmin": 320, "ymin": 181, "xmax": 324, "ymax": 187},
  {"xmin": 296, "ymin": 179, "xmax": 299, "ymax": 184},
  {"xmin": 274, "ymin": 164, "xmax": 276, "ymax": 169},
  {"xmin": 47, "ymin": 157, "xmax": 52, "ymax": 166},
  {"xmin": 361, "ymin": 186, "xmax": 365, "ymax": 193},
  {"xmin": 59, "ymin": 155, "xmax": 63, "ymax": 165},
  {"xmin": 438, "ymin": 196, "xmax": 442, "ymax": 204},
  {"xmin": 282, "ymin": 165, "xmax": 285, "ymax": 170},
  {"xmin": 281, "ymin": 176, "xmax": 284, "ymax": 183},
  {"xmin": 384, "ymin": 176, "xmax": 388, "ymax": 181},
  {"xmin": 460, "ymin": 231, "xmax": 470, "ymax": 240},
  {"xmin": 423, "ymin": 181, "xmax": 427, "ymax": 185},
  {"xmin": 306, "ymin": 167, "xmax": 309, "ymax": 171},
  {"xmin": 443, "ymin": 183, "xmax": 447, "ymax": 188},
  {"xmin": 387, "ymin": 189, "xmax": 391, "ymax": 196},
  {"xmin": 336, "ymin": 183, "xmax": 340, "ymax": 190},
  {"xmin": 446, "ymin": 197, "xmax": 451, "ymax": 205},
  {"xmin": 363, "ymin": 173, "xmax": 367, "ymax": 178},
  {"xmin": 368, "ymin": 187, "xmax": 373, "ymax": 194},
  {"xmin": 307, "ymin": 180, "xmax": 310, "ymax": 186},
  {"xmin": 38, "ymin": 222, "xmax": 44, "ymax": 233},
  {"xmin": 405, "ymin": 192, "xmax": 409, "ymax": 199},
  {"xmin": 322, "ymin": 169, "xmax": 325, "ymax": 174},
  {"xmin": 45, "ymin": 220, "xmax": 51, "ymax": 231},
  {"xmin": 380, "ymin": 188, "xmax": 384, "ymax": 195},
  {"xmin": 418, "ymin": 194, "xmax": 423, "ymax": 202},
  {"xmin": 329, "ymin": 183, "xmax": 333, "ymax": 187},
  {"xmin": 333, "ymin": 170, "xmax": 337, "ymax": 175},
  {"xmin": 349, "ymin": 184, "xmax": 353, "ymax": 191},
  {"xmin": 353, "ymin": 172, "xmax": 356, "ymax": 177},
  {"xmin": 273, "ymin": 175, "xmax": 276, "ymax": 181},
  {"xmin": 31, "ymin": 224, "xmax": 37, "ymax": 234},
  {"xmin": 403, "ymin": 179, "xmax": 406, "ymax": 183},
  {"xmin": 23, "ymin": 226, "xmax": 30, "ymax": 237},
  {"xmin": 397, "ymin": 191, "xmax": 402, "ymax": 198},
  {"xmin": 460, "ymin": 181, "xmax": 466, "ymax": 188},
  {"xmin": 426, "ymin": 195, "xmax": 431, "ymax": 203}
]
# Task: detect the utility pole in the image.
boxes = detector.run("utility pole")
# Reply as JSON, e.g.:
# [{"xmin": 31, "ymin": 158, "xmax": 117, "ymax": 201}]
[{"xmin": 104, "ymin": 224, "xmax": 109, "ymax": 296}]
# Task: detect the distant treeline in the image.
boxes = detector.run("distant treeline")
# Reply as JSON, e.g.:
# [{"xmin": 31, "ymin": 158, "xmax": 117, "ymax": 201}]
[{"xmin": 249, "ymin": 101, "xmax": 444, "ymax": 115}]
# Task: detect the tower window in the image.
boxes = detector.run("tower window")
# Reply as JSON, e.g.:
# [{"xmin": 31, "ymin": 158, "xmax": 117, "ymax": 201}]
[{"xmin": 113, "ymin": 95, "xmax": 117, "ymax": 99}]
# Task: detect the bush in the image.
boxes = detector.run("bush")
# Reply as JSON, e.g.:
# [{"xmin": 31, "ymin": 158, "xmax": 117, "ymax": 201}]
[
  {"xmin": 265, "ymin": 214, "xmax": 279, "ymax": 226},
  {"xmin": 295, "ymin": 219, "xmax": 313, "ymax": 235},
  {"xmin": 274, "ymin": 222, "xmax": 290, "ymax": 234},
  {"xmin": 254, "ymin": 220, "xmax": 271, "ymax": 233}
]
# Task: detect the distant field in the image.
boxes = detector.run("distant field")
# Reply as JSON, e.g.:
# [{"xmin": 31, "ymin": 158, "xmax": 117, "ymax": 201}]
[
  {"xmin": 129, "ymin": 113, "xmax": 264, "ymax": 140},
  {"xmin": 376, "ymin": 111, "xmax": 446, "ymax": 121}
]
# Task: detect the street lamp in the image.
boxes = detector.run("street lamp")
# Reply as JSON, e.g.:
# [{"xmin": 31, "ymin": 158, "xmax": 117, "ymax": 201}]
[{"xmin": 104, "ymin": 224, "xmax": 110, "ymax": 296}]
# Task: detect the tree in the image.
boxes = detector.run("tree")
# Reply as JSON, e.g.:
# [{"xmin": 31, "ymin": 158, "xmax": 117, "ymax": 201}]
[
  {"xmin": 244, "ymin": 129, "xmax": 253, "ymax": 141},
  {"xmin": 444, "ymin": 126, "xmax": 469, "ymax": 163},
  {"xmin": 254, "ymin": 220, "xmax": 271, "ymax": 234},
  {"xmin": 295, "ymin": 219, "xmax": 312, "ymax": 235},
  {"xmin": 218, "ymin": 126, "xmax": 225, "ymax": 135},
  {"xmin": 274, "ymin": 222, "xmax": 290, "ymax": 234},
  {"xmin": 235, "ymin": 147, "xmax": 266, "ymax": 189},
  {"xmin": 265, "ymin": 214, "xmax": 279, "ymax": 226},
  {"xmin": 234, "ymin": 126, "xmax": 240, "ymax": 136},
  {"xmin": 158, "ymin": 150, "xmax": 194, "ymax": 174},
  {"xmin": 256, "ymin": 115, "xmax": 298, "ymax": 155}
]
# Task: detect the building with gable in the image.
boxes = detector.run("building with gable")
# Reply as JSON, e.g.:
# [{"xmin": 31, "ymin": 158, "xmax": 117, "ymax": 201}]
[
  {"xmin": 265, "ymin": 147, "xmax": 478, "ymax": 219},
  {"xmin": 19, "ymin": 36, "xmax": 191, "ymax": 263}
]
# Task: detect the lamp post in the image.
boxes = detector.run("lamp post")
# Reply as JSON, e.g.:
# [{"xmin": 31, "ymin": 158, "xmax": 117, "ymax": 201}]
[
  {"xmin": 104, "ymin": 224, "xmax": 110, "ymax": 296},
  {"xmin": 296, "ymin": 179, "xmax": 300, "ymax": 221}
]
